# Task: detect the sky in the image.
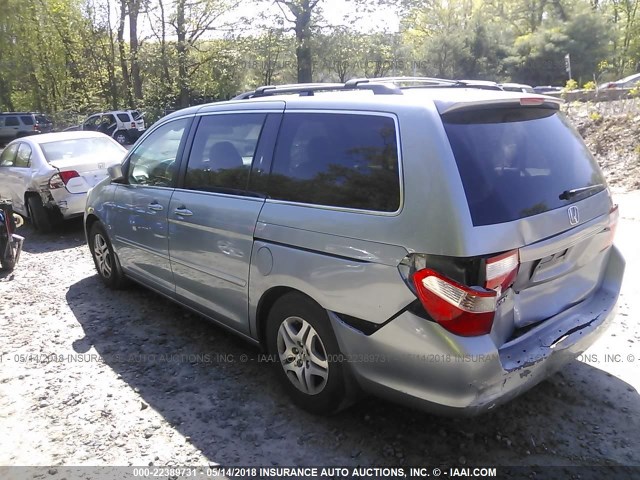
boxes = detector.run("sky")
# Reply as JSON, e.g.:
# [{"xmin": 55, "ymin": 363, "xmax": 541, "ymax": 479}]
[{"xmin": 135, "ymin": 0, "xmax": 402, "ymax": 42}]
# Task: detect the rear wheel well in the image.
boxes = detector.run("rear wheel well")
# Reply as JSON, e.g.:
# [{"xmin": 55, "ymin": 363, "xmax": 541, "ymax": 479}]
[{"xmin": 256, "ymin": 287, "xmax": 324, "ymax": 349}]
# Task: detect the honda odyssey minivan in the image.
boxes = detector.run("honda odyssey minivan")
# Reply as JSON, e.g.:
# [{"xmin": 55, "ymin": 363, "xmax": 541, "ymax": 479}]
[{"xmin": 85, "ymin": 77, "xmax": 624, "ymax": 415}]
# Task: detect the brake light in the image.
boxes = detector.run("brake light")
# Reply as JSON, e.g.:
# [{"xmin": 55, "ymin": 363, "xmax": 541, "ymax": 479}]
[
  {"xmin": 49, "ymin": 170, "xmax": 80, "ymax": 189},
  {"xmin": 412, "ymin": 269, "xmax": 496, "ymax": 336},
  {"xmin": 131, "ymin": 122, "xmax": 136, "ymax": 128},
  {"xmin": 485, "ymin": 249, "xmax": 519, "ymax": 292},
  {"xmin": 520, "ymin": 97, "xmax": 545, "ymax": 105}
]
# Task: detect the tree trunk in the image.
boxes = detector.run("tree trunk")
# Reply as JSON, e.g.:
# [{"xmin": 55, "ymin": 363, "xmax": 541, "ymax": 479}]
[
  {"xmin": 128, "ymin": 0, "xmax": 143, "ymax": 103},
  {"xmin": 295, "ymin": 0, "xmax": 312, "ymax": 83},
  {"xmin": 118, "ymin": 0, "xmax": 133, "ymax": 108},
  {"xmin": 176, "ymin": 0, "xmax": 190, "ymax": 108}
]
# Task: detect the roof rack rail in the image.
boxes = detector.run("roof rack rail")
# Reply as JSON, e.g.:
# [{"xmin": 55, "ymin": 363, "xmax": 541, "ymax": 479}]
[
  {"xmin": 232, "ymin": 80, "xmax": 402, "ymax": 100},
  {"xmin": 353, "ymin": 76, "xmax": 462, "ymax": 87}
]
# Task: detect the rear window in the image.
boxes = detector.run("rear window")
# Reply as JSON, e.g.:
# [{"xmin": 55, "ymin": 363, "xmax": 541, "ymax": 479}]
[
  {"xmin": 40, "ymin": 137, "xmax": 124, "ymax": 163},
  {"xmin": 442, "ymin": 107, "xmax": 606, "ymax": 226},
  {"xmin": 268, "ymin": 113, "xmax": 400, "ymax": 212}
]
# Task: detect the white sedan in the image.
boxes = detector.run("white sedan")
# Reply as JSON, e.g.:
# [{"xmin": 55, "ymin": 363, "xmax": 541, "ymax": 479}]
[{"xmin": 0, "ymin": 131, "xmax": 127, "ymax": 232}]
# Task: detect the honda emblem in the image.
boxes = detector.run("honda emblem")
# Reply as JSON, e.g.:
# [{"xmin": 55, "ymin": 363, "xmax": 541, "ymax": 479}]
[{"xmin": 568, "ymin": 205, "xmax": 579, "ymax": 225}]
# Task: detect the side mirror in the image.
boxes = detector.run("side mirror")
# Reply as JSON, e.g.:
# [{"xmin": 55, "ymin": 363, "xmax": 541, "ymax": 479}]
[{"xmin": 108, "ymin": 164, "xmax": 124, "ymax": 181}]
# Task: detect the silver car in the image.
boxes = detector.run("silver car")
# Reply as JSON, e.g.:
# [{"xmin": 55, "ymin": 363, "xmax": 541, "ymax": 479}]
[
  {"xmin": 0, "ymin": 132, "xmax": 126, "ymax": 232},
  {"xmin": 85, "ymin": 77, "xmax": 625, "ymax": 415}
]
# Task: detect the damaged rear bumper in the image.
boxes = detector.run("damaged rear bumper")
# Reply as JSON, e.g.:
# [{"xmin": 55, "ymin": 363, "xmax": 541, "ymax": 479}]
[{"xmin": 329, "ymin": 246, "xmax": 625, "ymax": 416}]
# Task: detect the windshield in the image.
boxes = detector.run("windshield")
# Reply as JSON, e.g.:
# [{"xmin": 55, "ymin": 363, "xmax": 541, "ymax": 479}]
[
  {"xmin": 40, "ymin": 137, "xmax": 125, "ymax": 163},
  {"xmin": 442, "ymin": 107, "xmax": 606, "ymax": 226}
]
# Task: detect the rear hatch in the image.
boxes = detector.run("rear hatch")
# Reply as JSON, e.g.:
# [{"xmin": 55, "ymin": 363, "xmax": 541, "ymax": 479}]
[
  {"xmin": 438, "ymin": 97, "xmax": 617, "ymax": 341},
  {"xmin": 40, "ymin": 136, "xmax": 126, "ymax": 193}
]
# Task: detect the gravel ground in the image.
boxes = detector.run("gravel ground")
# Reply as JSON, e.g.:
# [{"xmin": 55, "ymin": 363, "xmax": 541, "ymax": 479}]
[{"xmin": 0, "ymin": 191, "xmax": 639, "ymax": 473}]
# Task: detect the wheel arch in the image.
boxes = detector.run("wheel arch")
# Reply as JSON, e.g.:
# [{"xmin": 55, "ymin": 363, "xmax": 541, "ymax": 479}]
[{"xmin": 255, "ymin": 286, "xmax": 325, "ymax": 349}]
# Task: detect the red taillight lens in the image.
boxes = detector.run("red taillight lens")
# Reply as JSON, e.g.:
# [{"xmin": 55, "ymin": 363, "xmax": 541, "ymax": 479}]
[
  {"xmin": 412, "ymin": 269, "xmax": 496, "ymax": 337},
  {"xmin": 131, "ymin": 122, "xmax": 136, "ymax": 128},
  {"xmin": 485, "ymin": 249, "xmax": 519, "ymax": 292},
  {"xmin": 49, "ymin": 170, "xmax": 80, "ymax": 189},
  {"xmin": 520, "ymin": 97, "xmax": 545, "ymax": 105}
]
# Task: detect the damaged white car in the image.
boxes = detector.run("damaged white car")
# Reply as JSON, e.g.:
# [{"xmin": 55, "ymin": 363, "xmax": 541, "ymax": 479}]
[{"xmin": 0, "ymin": 131, "xmax": 126, "ymax": 232}]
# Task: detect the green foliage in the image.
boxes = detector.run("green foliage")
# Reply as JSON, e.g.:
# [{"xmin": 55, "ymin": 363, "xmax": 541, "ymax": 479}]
[
  {"xmin": 589, "ymin": 111, "xmax": 602, "ymax": 121},
  {"xmin": 583, "ymin": 81, "xmax": 596, "ymax": 91},
  {"xmin": 564, "ymin": 79, "xmax": 579, "ymax": 91}
]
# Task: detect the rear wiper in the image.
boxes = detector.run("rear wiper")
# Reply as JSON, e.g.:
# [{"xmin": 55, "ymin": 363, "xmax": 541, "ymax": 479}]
[{"xmin": 559, "ymin": 184, "xmax": 605, "ymax": 200}]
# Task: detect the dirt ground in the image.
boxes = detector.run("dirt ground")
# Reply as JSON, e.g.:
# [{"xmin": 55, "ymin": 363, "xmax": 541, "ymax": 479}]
[{"xmin": 0, "ymin": 106, "xmax": 639, "ymax": 475}]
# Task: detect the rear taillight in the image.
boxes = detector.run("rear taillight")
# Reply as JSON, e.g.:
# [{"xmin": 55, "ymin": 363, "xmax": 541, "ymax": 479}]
[
  {"xmin": 131, "ymin": 122, "xmax": 136, "ymax": 128},
  {"xmin": 520, "ymin": 97, "xmax": 545, "ymax": 106},
  {"xmin": 485, "ymin": 249, "xmax": 519, "ymax": 292},
  {"xmin": 33, "ymin": 125, "xmax": 39, "ymax": 132},
  {"xmin": 412, "ymin": 269, "xmax": 496, "ymax": 337},
  {"xmin": 49, "ymin": 170, "xmax": 80, "ymax": 189}
]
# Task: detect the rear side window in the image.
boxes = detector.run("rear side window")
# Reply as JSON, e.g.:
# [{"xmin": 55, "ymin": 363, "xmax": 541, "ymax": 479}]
[
  {"xmin": 117, "ymin": 113, "xmax": 130, "ymax": 123},
  {"xmin": 442, "ymin": 107, "xmax": 606, "ymax": 226},
  {"xmin": 20, "ymin": 116, "xmax": 34, "ymax": 125},
  {"xmin": 184, "ymin": 114, "xmax": 266, "ymax": 194},
  {"xmin": 268, "ymin": 113, "xmax": 400, "ymax": 212}
]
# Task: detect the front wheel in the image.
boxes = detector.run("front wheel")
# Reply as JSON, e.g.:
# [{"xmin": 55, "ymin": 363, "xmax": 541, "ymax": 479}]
[
  {"xmin": 266, "ymin": 292, "xmax": 349, "ymax": 415},
  {"xmin": 89, "ymin": 222, "xmax": 127, "ymax": 289}
]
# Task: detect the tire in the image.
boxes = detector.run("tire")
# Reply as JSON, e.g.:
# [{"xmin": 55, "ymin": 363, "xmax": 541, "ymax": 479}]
[
  {"xmin": 113, "ymin": 130, "xmax": 128, "ymax": 145},
  {"xmin": 26, "ymin": 195, "xmax": 53, "ymax": 233},
  {"xmin": 89, "ymin": 222, "xmax": 127, "ymax": 289},
  {"xmin": 266, "ymin": 292, "xmax": 348, "ymax": 415},
  {"xmin": 0, "ymin": 243, "xmax": 16, "ymax": 271}
]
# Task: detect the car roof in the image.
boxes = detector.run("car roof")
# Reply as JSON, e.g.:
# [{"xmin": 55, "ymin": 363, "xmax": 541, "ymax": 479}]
[
  {"xmin": 187, "ymin": 87, "xmax": 557, "ymax": 115},
  {"xmin": 20, "ymin": 131, "xmax": 116, "ymax": 145}
]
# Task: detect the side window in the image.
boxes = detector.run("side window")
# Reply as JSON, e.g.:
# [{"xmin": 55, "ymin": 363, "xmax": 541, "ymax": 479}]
[
  {"xmin": 127, "ymin": 118, "xmax": 189, "ymax": 187},
  {"xmin": 117, "ymin": 113, "xmax": 130, "ymax": 123},
  {"xmin": 268, "ymin": 113, "xmax": 401, "ymax": 212},
  {"xmin": 5, "ymin": 116, "xmax": 19, "ymax": 127},
  {"xmin": 20, "ymin": 116, "xmax": 34, "ymax": 126},
  {"xmin": 15, "ymin": 143, "xmax": 32, "ymax": 167},
  {"xmin": 183, "ymin": 113, "xmax": 266, "ymax": 194},
  {"xmin": 0, "ymin": 144, "xmax": 18, "ymax": 166}
]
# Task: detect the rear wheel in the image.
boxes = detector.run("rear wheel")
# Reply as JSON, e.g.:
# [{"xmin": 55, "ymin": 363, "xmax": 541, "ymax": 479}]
[
  {"xmin": 26, "ymin": 195, "xmax": 53, "ymax": 233},
  {"xmin": 266, "ymin": 292, "xmax": 349, "ymax": 415},
  {"xmin": 89, "ymin": 222, "xmax": 127, "ymax": 288},
  {"xmin": 113, "ymin": 130, "xmax": 128, "ymax": 145}
]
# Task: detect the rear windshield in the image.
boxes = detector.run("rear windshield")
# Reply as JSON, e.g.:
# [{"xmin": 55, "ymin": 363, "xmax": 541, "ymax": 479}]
[
  {"xmin": 40, "ymin": 137, "xmax": 124, "ymax": 163},
  {"xmin": 442, "ymin": 107, "xmax": 606, "ymax": 226}
]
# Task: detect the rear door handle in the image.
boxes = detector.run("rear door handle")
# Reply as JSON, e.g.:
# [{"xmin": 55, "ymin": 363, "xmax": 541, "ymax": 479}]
[
  {"xmin": 174, "ymin": 207, "xmax": 193, "ymax": 217},
  {"xmin": 147, "ymin": 202, "xmax": 163, "ymax": 211}
]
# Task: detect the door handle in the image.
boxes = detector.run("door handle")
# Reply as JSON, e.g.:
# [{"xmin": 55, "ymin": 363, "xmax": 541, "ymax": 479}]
[
  {"xmin": 174, "ymin": 207, "xmax": 193, "ymax": 217},
  {"xmin": 147, "ymin": 202, "xmax": 163, "ymax": 211}
]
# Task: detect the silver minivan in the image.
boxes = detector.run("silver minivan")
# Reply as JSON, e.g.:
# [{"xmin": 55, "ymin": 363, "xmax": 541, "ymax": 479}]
[{"xmin": 85, "ymin": 78, "xmax": 625, "ymax": 415}]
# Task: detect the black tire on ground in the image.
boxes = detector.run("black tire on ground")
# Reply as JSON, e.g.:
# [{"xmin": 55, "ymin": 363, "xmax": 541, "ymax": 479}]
[
  {"xmin": 0, "ymin": 245, "xmax": 16, "ymax": 271},
  {"xmin": 113, "ymin": 130, "xmax": 129, "ymax": 145},
  {"xmin": 88, "ymin": 222, "xmax": 127, "ymax": 289},
  {"xmin": 26, "ymin": 195, "xmax": 53, "ymax": 233},
  {"xmin": 266, "ymin": 292, "xmax": 349, "ymax": 415}
]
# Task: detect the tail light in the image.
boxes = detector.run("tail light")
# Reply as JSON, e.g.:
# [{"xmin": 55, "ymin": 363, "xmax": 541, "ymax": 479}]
[
  {"xmin": 131, "ymin": 122, "xmax": 136, "ymax": 128},
  {"xmin": 485, "ymin": 249, "xmax": 519, "ymax": 292},
  {"xmin": 412, "ymin": 269, "xmax": 496, "ymax": 337},
  {"xmin": 520, "ymin": 97, "xmax": 545, "ymax": 106},
  {"xmin": 405, "ymin": 250, "xmax": 520, "ymax": 337},
  {"xmin": 49, "ymin": 170, "xmax": 80, "ymax": 189}
]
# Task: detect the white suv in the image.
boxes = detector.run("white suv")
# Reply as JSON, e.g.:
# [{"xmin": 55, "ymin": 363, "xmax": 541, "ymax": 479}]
[{"xmin": 79, "ymin": 110, "xmax": 145, "ymax": 145}]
